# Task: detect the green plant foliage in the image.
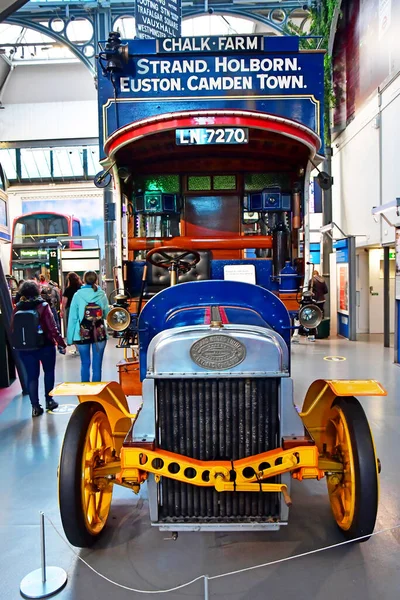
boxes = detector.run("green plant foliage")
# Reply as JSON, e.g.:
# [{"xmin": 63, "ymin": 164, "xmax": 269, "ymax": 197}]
[
  {"xmin": 286, "ymin": 1, "xmax": 338, "ymax": 146},
  {"xmin": 308, "ymin": 0, "xmax": 339, "ymax": 146}
]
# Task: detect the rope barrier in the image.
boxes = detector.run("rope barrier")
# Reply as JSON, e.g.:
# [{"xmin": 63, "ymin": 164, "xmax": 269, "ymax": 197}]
[
  {"xmin": 47, "ymin": 516, "xmax": 204, "ymax": 594},
  {"xmin": 45, "ymin": 515, "xmax": 400, "ymax": 596},
  {"xmin": 208, "ymin": 523, "xmax": 400, "ymax": 580}
]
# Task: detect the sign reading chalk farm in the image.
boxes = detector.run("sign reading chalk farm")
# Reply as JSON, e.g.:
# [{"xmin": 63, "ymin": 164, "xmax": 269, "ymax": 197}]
[
  {"xmin": 157, "ymin": 35, "xmax": 264, "ymax": 53},
  {"xmin": 135, "ymin": 0, "xmax": 181, "ymax": 39}
]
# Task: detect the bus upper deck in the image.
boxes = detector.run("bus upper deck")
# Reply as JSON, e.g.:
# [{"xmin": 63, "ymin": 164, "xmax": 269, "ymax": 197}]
[
  {"xmin": 10, "ymin": 212, "xmax": 82, "ymax": 282},
  {"xmin": 97, "ymin": 33, "xmax": 325, "ymax": 307}
]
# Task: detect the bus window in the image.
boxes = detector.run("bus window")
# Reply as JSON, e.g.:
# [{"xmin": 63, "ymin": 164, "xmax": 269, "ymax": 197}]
[
  {"xmin": 13, "ymin": 214, "xmax": 69, "ymax": 244},
  {"xmin": 72, "ymin": 218, "xmax": 82, "ymax": 247},
  {"xmin": 0, "ymin": 164, "xmax": 6, "ymax": 192},
  {"xmin": 0, "ymin": 198, "xmax": 7, "ymax": 227},
  {"xmin": 72, "ymin": 219, "xmax": 81, "ymax": 236}
]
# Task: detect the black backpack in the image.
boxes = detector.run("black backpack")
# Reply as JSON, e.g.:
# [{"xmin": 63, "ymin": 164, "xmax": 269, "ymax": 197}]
[
  {"xmin": 79, "ymin": 302, "xmax": 106, "ymax": 345},
  {"xmin": 12, "ymin": 307, "xmax": 45, "ymax": 351}
]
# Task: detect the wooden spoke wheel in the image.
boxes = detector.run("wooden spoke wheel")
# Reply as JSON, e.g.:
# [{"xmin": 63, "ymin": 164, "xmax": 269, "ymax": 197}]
[
  {"xmin": 59, "ymin": 402, "xmax": 115, "ymax": 547},
  {"xmin": 326, "ymin": 397, "xmax": 379, "ymax": 540}
]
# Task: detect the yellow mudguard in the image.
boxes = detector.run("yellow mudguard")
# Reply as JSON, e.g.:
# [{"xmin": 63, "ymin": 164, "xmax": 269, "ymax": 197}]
[
  {"xmin": 300, "ymin": 379, "xmax": 386, "ymax": 453},
  {"xmin": 51, "ymin": 381, "xmax": 135, "ymax": 453}
]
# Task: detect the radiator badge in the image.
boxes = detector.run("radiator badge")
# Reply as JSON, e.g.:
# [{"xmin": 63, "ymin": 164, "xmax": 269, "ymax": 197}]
[{"xmin": 190, "ymin": 334, "xmax": 246, "ymax": 370}]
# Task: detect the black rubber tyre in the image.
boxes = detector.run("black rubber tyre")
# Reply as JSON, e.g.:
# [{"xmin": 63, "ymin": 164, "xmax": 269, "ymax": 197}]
[
  {"xmin": 326, "ymin": 396, "xmax": 379, "ymax": 541},
  {"xmin": 59, "ymin": 401, "xmax": 114, "ymax": 547}
]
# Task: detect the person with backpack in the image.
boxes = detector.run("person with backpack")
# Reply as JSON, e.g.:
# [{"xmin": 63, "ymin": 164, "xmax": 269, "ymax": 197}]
[
  {"xmin": 41, "ymin": 283, "xmax": 61, "ymax": 330},
  {"xmin": 67, "ymin": 271, "xmax": 109, "ymax": 382},
  {"xmin": 12, "ymin": 280, "xmax": 66, "ymax": 417},
  {"xmin": 61, "ymin": 272, "xmax": 82, "ymax": 350}
]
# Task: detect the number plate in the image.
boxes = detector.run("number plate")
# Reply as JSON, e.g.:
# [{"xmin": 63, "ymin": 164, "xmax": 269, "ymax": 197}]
[{"xmin": 176, "ymin": 127, "xmax": 249, "ymax": 146}]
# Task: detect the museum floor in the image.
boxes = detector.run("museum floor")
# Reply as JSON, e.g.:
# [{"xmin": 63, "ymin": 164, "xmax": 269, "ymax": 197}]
[{"xmin": 0, "ymin": 335, "xmax": 399, "ymax": 600}]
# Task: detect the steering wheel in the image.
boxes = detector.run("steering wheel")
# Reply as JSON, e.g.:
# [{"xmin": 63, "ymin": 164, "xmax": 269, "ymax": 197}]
[{"xmin": 146, "ymin": 246, "xmax": 201, "ymax": 273}]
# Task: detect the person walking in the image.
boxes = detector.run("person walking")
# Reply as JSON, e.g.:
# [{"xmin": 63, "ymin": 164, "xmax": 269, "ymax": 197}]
[
  {"xmin": 41, "ymin": 283, "xmax": 61, "ymax": 330},
  {"xmin": 307, "ymin": 270, "xmax": 328, "ymax": 342},
  {"xmin": 12, "ymin": 280, "xmax": 66, "ymax": 417},
  {"xmin": 61, "ymin": 272, "xmax": 82, "ymax": 351},
  {"xmin": 67, "ymin": 271, "xmax": 109, "ymax": 382},
  {"xmin": 309, "ymin": 270, "xmax": 328, "ymax": 314}
]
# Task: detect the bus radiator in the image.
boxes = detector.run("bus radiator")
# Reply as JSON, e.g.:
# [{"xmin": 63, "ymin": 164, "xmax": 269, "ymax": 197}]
[{"xmin": 156, "ymin": 378, "xmax": 280, "ymax": 522}]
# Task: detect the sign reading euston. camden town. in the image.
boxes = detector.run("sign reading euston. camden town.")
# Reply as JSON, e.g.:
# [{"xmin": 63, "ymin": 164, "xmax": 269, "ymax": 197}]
[
  {"xmin": 135, "ymin": 0, "xmax": 181, "ymax": 39},
  {"xmin": 98, "ymin": 36, "xmax": 324, "ymax": 155},
  {"xmin": 119, "ymin": 55, "xmax": 308, "ymax": 94}
]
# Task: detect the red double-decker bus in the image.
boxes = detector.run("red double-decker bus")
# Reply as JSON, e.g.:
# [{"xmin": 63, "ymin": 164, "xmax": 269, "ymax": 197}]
[{"xmin": 10, "ymin": 212, "xmax": 82, "ymax": 282}]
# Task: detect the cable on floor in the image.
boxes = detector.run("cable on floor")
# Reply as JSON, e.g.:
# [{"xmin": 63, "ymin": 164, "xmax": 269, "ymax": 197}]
[{"xmin": 45, "ymin": 515, "xmax": 400, "ymax": 595}]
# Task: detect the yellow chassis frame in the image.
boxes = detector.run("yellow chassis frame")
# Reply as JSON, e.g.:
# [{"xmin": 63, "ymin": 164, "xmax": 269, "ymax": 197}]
[{"xmin": 51, "ymin": 378, "xmax": 386, "ymax": 503}]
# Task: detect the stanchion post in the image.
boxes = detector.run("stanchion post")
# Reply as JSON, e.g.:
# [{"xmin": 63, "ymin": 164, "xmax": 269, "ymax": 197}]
[
  {"xmin": 204, "ymin": 575, "xmax": 209, "ymax": 600},
  {"xmin": 40, "ymin": 512, "xmax": 46, "ymax": 584},
  {"xmin": 20, "ymin": 512, "xmax": 67, "ymax": 598}
]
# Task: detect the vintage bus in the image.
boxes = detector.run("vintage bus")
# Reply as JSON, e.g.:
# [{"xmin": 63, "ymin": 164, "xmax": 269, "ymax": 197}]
[
  {"xmin": 10, "ymin": 211, "xmax": 82, "ymax": 282},
  {"xmin": 54, "ymin": 33, "xmax": 384, "ymax": 548}
]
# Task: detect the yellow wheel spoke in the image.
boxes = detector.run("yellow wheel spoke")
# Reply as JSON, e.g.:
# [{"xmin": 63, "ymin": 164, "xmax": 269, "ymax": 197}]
[
  {"xmin": 89, "ymin": 422, "xmax": 99, "ymax": 451},
  {"xmin": 80, "ymin": 411, "xmax": 114, "ymax": 536},
  {"xmin": 326, "ymin": 405, "xmax": 356, "ymax": 531}
]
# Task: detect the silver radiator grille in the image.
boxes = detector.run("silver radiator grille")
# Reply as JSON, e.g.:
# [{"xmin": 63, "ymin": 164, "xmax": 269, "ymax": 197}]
[{"xmin": 156, "ymin": 378, "xmax": 280, "ymax": 522}]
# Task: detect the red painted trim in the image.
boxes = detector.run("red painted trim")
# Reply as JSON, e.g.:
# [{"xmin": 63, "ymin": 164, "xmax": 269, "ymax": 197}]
[
  {"xmin": 204, "ymin": 306, "xmax": 211, "ymax": 325},
  {"xmin": 219, "ymin": 307, "xmax": 229, "ymax": 324},
  {"xmin": 105, "ymin": 111, "xmax": 320, "ymax": 157}
]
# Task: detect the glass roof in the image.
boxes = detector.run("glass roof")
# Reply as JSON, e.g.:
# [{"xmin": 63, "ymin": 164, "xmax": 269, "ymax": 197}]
[
  {"xmin": 0, "ymin": 14, "xmax": 257, "ymax": 64},
  {"xmin": 182, "ymin": 15, "xmax": 256, "ymax": 36},
  {"xmin": 0, "ymin": 23, "xmax": 76, "ymax": 62},
  {"xmin": 0, "ymin": 146, "xmax": 101, "ymax": 182}
]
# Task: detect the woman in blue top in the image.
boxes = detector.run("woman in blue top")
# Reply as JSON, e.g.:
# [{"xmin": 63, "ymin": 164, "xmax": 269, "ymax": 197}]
[{"xmin": 67, "ymin": 271, "xmax": 110, "ymax": 382}]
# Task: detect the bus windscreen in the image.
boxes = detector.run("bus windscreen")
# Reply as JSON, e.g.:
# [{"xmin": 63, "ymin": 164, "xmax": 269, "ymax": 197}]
[{"xmin": 13, "ymin": 214, "xmax": 69, "ymax": 244}]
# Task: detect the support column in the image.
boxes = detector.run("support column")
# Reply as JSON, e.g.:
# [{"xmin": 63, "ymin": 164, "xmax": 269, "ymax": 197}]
[
  {"xmin": 395, "ymin": 300, "xmax": 399, "ymax": 364},
  {"xmin": 103, "ymin": 184, "xmax": 116, "ymax": 299},
  {"xmin": 348, "ymin": 235, "xmax": 357, "ymax": 341},
  {"xmin": 383, "ymin": 245, "xmax": 390, "ymax": 348},
  {"xmin": 322, "ymin": 147, "xmax": 333, "ymax": 318}
]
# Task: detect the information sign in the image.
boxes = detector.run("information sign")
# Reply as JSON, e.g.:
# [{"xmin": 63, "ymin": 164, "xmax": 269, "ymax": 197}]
[{"xmin": 135, "ymin": 0, "xmax": 181, "ymax": 40}]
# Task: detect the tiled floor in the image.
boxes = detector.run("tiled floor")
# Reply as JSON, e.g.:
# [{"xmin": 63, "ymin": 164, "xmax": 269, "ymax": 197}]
[{"xmin": 0, "ymin": 335, "xmax": 399, "ymax": 599}]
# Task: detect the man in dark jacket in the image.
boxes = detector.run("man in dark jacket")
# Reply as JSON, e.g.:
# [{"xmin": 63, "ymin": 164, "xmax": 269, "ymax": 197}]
[
  {"xmin": 13, "ymin": 280, "xmax": 67, "ymax": 417},
  {"xmin": 309, "ymin": 270, "xmax": 328, "ymax": 315}
]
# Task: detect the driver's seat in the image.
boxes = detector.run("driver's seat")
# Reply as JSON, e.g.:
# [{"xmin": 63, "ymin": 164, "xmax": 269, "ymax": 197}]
[{"xmin": 144, "ymin": 250, "xmax": 211, "ymax": 298}]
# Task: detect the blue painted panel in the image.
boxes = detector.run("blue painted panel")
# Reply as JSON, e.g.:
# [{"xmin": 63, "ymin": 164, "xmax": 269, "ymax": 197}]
[
  {"xmin": 165, "ymin": 307, "xmax": 208, "ymax": 328},
  {"xmin": 164, "ymin": 306, "xmax": 268, "ymax": 329},
  {"xmin": 223, "ymin": 307, "xmax": 268, "ymax": 328},
  {"xmin": 264, "ymin": 37, "xmax": 299, "ymax": 53},
  {"xmin": 334, "ymin": 238, "xmax": 349, "ymax": 264},
  {"xmin": 98, "ymin": 38, "xmax": 324, "ymax": 156},
  {"xmin": 126, "ymin": 260, "xmax": 146, "ymax": 296},
  {"xmin": 338, "ymin": 313, "xmax": 350, "ymax": 338},
  {"xmin": 310, "ymin": 251, "xmax": 321, "ymax": 264},
  {"xmin": 138, "ymin": 280, "xmax": 290, "ymax": 379}
]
